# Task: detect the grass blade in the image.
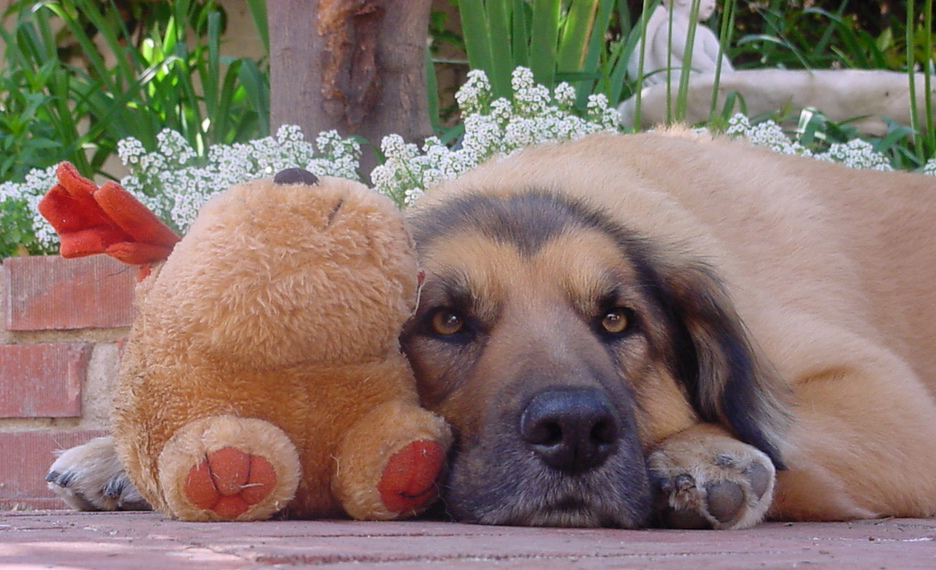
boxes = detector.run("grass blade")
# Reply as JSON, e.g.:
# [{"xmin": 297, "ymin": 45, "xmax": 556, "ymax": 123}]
[{"xmin": 529, "ymin": 0, "xmax": 560, "ymax": 86}]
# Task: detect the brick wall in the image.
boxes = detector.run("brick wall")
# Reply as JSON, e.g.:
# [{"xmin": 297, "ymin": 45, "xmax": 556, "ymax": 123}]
[{"xmin": 0, "ymin": 255, "xmax": 135, "ymax": 509}]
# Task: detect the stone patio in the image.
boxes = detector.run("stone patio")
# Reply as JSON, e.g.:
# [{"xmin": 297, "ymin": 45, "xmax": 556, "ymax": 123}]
[{"xmin": 2, "ymin": 510, "xmax": 934, "ymax": 569}]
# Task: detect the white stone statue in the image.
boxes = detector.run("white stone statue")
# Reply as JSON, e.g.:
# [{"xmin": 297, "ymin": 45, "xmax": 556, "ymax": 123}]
[{"xmin": 628, "ymin": 0, "xmax": 733, "ymax": 87}]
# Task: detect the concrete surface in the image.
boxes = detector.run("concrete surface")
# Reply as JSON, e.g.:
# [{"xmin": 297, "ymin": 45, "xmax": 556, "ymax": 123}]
[{"xmin": 1, "ymin": 511, "xmax": 934, "ymax": 569}]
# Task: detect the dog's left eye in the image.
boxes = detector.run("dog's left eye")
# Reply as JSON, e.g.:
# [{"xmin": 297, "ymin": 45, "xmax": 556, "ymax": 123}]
[
  {"xmin": 430, "ymin": 308, "xmax": 465, "ymax": 336},
  {"xmin": 599, "ymin": 307, "xmax": 634, "ymax": 336}
]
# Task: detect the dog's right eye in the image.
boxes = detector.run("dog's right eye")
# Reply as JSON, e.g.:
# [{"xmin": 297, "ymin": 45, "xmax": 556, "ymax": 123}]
[
  {"xmin": 596, "ymin": 306, "xmax": 637, "ymax": 340},
  {"xmin": 430, "ymin": 308, "xmax": 465, "ymax": 336}
]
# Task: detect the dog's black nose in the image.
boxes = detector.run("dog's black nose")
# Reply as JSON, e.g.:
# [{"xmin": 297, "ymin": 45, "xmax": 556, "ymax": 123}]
[{"xmin": 520, "ymin": 388, "xmax": 619, "ymax": 473}]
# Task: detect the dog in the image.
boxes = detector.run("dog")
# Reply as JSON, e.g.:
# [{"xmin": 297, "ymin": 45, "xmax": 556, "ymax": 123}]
[{"xmin": 47, "ymin": 130, "xmax": 936, "ymax": 529}]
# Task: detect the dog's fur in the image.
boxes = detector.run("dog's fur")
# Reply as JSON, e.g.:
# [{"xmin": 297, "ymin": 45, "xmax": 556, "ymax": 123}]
[{"xmin": 48, "ymin": 131, "xmax": 936, "ymax": 528}]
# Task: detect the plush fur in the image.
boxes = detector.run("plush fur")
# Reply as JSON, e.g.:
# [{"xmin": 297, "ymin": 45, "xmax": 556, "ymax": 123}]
[{"xmin": 44, "ymin": 167, "xmax": 451, "ymax": 522}]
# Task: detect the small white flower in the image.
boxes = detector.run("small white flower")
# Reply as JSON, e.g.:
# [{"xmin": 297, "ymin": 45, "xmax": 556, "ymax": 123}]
[
  {"xmin": 455, "ymin": 69, "xmax": 492, "ymax": 115},
  {"xmin": 924, "ymin": 157, "xmax": 936, "ymax": 176},
  {"xmin": 554, "ymin": 82, "xmax": 577, "ymax": 109},
  {"xmin": 725, "ymin": 113, "xmax": 895, "ymax": 170}
]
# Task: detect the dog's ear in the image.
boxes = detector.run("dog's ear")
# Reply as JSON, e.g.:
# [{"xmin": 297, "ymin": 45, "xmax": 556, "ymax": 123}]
[{"xmin": 658, "ymin": 262, "xmax": 790, "ymax": 469}]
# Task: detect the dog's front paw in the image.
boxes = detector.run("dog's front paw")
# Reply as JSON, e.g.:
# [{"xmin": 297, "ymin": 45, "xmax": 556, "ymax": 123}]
[
  {"xmin": 46, "ymin": 436, "xmax": 149, "ymax": 511},
  {"xmin": 649, "ymin": 425, "xmax": 775, "ymax": 530}
]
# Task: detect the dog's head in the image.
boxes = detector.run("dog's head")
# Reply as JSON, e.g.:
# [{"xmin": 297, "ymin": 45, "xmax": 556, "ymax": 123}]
[{"xmin": 402, "ymin": 188, "xmax": 788, "ymax": 528}]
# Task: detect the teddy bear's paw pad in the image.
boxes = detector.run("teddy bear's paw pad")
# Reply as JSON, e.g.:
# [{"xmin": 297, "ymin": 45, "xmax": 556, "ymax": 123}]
[
  {"xmin": 184, "ymin": 447, "xmax": 277, "ymax": 519},
  {"xmin": 378, "ymin": 440, "xmax": 446, "ymax": 514}
]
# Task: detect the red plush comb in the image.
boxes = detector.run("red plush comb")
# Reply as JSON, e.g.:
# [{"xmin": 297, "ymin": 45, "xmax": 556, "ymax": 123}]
[{"xmin": 38, "ymin": 162, "xmax": 180, "ymax": 269}]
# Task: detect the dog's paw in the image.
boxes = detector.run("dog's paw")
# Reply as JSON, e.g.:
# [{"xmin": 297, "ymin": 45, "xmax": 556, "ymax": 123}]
[
  {"xmin": 649, "ymin": 426, "xmax": 775, "ymax": 530},
  {"xmin": 46, "ymin": 436, "xmax": 150, "ymax": 511}
]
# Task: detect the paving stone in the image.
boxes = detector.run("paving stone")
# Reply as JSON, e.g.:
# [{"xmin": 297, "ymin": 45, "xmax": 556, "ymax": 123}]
[{"xmin": 0, "ymin": 511, "xmax": 933, "ymax": 569}]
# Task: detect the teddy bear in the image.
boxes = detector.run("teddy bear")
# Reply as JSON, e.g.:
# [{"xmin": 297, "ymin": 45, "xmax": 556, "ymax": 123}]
[{"xmin": 39, "ymin": 162, "xmax": 452, "ymax": 522}]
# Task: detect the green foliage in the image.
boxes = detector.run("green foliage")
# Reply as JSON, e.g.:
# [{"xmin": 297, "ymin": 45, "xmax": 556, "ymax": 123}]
[
  {"xmin": 456, "ymin": 0, "xmax": 633, "ymax": 113},
  {"xmin": 0, "ymin": 0, "xmax": 270, "ymax": 182},
  {"xmin": 0, "ymin": 62, "xmax": 65, "ymax": 182},
  {"xmin": 730, "ymin": 1, "xmax": 912, "ymax": 71},
  {"xmin": 0, "ymin": 197, "xmax": 38, "ymax": 257},
  {"xmin": 0, "ymin": 0, "xmax": 269, "ymax": 255}
]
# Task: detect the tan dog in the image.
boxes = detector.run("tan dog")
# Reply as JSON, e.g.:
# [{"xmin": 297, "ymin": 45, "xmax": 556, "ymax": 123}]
[
  {"xmin": 49, "ymin": 131, "xmax": 936, "ymax": 529},
  {"xmin": 402, "ymin": 130, "xmax": 936, "ymax": 529}
]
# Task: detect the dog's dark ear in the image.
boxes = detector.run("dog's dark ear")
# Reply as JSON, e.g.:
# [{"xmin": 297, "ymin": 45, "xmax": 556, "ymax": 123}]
[{"xmin": 659, "ymin": 262, "xmax": 790, "ymax": 468}]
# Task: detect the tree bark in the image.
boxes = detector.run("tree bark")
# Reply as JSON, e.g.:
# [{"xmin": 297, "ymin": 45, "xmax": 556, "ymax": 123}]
[{"xmin": 269, "ymin": 0, "xmax": 434, "ymax": 176}]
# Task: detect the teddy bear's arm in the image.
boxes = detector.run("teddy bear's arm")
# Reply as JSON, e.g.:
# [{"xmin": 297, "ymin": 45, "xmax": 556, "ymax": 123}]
[{"xmin": 332, "ymin": 399, "xmax": 451, "ymax": 520}]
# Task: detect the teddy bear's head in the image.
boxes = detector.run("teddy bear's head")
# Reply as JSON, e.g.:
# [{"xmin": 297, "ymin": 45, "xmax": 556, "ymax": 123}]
[{"xmin": 141, "ymin": 169, "xmax": 420, "ymax": 369}]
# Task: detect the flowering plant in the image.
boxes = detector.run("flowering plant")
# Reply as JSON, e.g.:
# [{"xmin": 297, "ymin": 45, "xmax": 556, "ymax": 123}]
[
  {"xmin": 0, "ymin": 126, "xmax": 360, "ymax": 255},
  {"xmin": 725, "ymin": 114, "xmax": 895, "ymax": 172},
  {"xmin": 371, "ymin": 67, "xmax": 620, "ymax": 206},
  {"xmin": 0, "ymin": 166, "xmax": 59, "ymax": 256},
  {"xmin": 5, "ymin": 66, "xmax": 936, "ymax": 257},
  {"xmin": 118, "ymin": 125, "xmax": 361, "ymax": 234}
]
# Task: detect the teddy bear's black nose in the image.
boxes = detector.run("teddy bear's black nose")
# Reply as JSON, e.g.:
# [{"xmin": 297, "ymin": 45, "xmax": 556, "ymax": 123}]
[{"xmin": 274, "ymin": 168, "xmax": 319, "ymax": 186}]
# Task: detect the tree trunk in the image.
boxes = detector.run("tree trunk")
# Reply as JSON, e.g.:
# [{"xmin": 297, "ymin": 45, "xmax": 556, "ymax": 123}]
[{"xmin": 269, "ymin": 0, "xmax": 434, "ymax": 177}]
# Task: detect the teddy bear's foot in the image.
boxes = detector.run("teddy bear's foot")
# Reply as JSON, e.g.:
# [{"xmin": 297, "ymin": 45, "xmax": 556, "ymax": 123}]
[
  {"xmin": 158, "ymin": 415, "xmax": 301, "ymax": 521},
  {"xmin": 184, "ymin": 447, "xmax": 279, "ymax": 519},
  {"xmin": 378, "ymin": 440, "xmax": 447, "ymax": 513},
  {"xmin": 334, "ymin": 401, "xmax": 452, "ymax": 520}
]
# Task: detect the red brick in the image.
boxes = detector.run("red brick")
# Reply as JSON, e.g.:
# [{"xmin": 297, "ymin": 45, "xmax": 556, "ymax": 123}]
[
  {"xmin": 4, "ymin": 255, "xmax": 135, "ymax": 331},
  {"xmin": 0, "ymin": 343, "xmax": 90, "ymax": 417},
  {"xmin": 0, "ymin": 429, "xmax": 108, "ymax": 509}
]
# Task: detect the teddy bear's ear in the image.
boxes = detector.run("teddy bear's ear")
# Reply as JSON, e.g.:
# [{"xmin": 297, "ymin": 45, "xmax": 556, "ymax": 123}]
[{"xmin": 274, "ymin": 168, "xmax": 319, "ymax": 186}]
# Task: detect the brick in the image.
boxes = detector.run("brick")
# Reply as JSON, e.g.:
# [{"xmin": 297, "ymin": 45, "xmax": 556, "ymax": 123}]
[
  {"xmin": 0, "ymin": 429, "xmax": 108, "ymax": 509},
  {"xmin": 4, "ymin": 255, "xmax": 135, "ymax": 331},
  {"xmin": 0, "ymin": 343, "xmax": 90, "ymax": 417}
]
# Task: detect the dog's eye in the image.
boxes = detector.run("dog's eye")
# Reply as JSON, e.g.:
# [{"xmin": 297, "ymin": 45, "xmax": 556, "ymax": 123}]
[
  {"xmin": 600, "ymin": 308, "xmax": 633, "ymax": 336},
  {"xmin": 430, "ymin": 308, "xmax": 465, "ymax": 336}
]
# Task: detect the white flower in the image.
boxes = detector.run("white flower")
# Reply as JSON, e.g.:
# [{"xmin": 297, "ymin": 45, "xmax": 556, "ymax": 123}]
[
  {"xmin": 924, "ymin": 157, "xmax": 936, "ymax": 176},
  {"xmin": 0, "ymin": 164, "xmax": 59, "ymax": 252},
  {"xmin": 7, "ymin": 70, "xmax": 917, "ymax": 256},
  {"xmin": 554, "ymin": 82, "xmax": 577, "ymax": 109},
  {"xmin": 156, "ymin": 130, "xmax": 197, "ymax": 165},
  {"xmin": 726, "ymin": 112, "xmax": 899, "ymax": 173},
  {"xmin": 727, "ymin": 114, "xmax": 811, "ymax": 157},
  {"xmin": 455, "ymin": 69, "xmax": 492, "ymax": 115},
  {"xmin": 371, "ymin": 67, "xmax": 628, "ymax": 203},
  {"xmin": 110, "ymin": 125, "xmax": 363, "ymax": 234},
  {"xmin": 817, "ymin": 139, "xmax": 892, "ymax": 171},
  {"xmin": 118, "ymin": 137, "xmax": 146, "ymax": 166}
]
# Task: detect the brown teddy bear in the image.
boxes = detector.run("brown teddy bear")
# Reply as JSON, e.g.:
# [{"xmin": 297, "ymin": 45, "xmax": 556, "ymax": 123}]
[{"xmin": 39, "ymin": 163, "xmax": 452, "ymax": 521}]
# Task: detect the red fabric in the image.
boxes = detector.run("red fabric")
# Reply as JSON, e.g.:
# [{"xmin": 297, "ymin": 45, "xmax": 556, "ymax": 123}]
[
  {"xmin": 378, "ymin": 440, "xmax": 446, "ymax": 513},
  {"xmin": 96, "ymin": 181, "xmax": 180, "ymax": 248},
  {"xmin": 38, "ymin": 162, "xmax": 180, "ymax": 265},
  {"xmin": 183, "ymin": 447, "xmax": 278, "ymax": 520}
]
